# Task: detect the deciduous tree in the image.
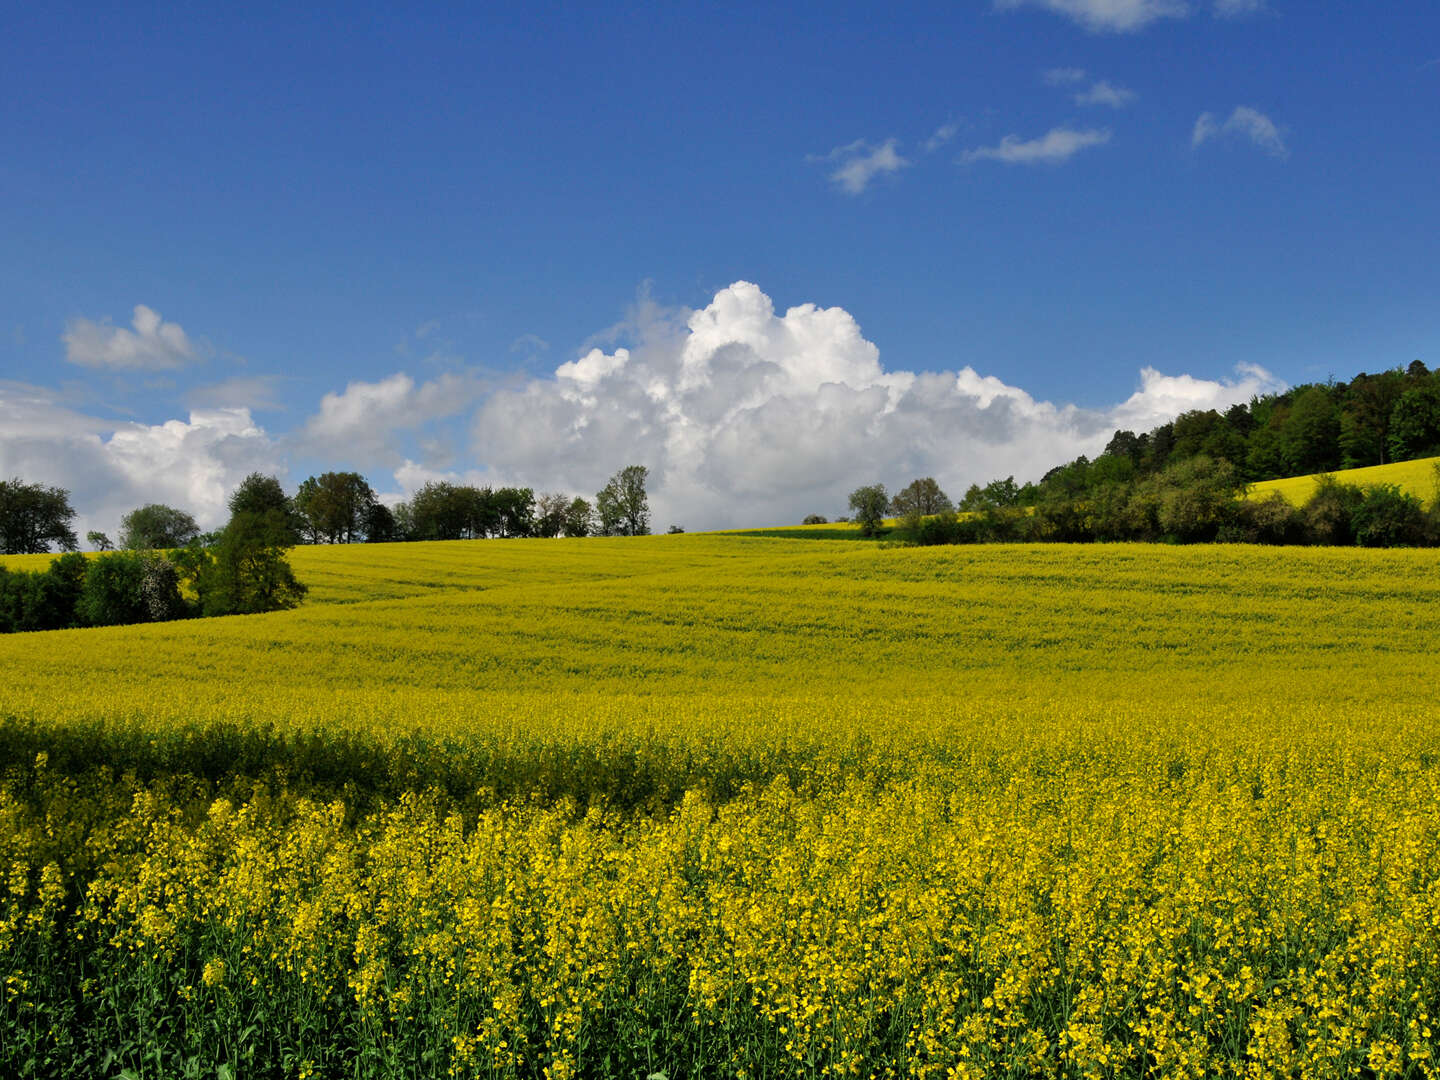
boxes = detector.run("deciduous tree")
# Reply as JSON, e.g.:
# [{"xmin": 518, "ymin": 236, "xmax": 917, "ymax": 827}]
[{"xmin": 0, "ymin": 478, "xmax": 79, "ymax": 554}]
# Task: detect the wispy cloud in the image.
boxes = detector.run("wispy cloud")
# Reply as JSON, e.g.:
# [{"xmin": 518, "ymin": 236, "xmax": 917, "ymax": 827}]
[
  {"xmin": 995, "ymin": 0, "xmax": 1189, "ymax": 33},
  {"xmin": 184, "ymin": 375, "xmax": 286, "ymax": 412},
  {"xmin": 1075, "ymin": 80, "xmax": 1137, "ymax": 108},
  {"xmin": 1213, "ymin": 0, "xmax": 1265, "ymax": 16},
  {"xmin": 924, "ymin": 123, "xmax": 960, "ymax": 153},
  {"xmin": 811, "ymin": 138, "xmax": 911, "ymax": 194},
  {"xmin": 961, "ymin": 127, "xmax": 1112, "ymax": 165},
  {"xmin": 510, "ymin": 333, "xmax": 550, "ymax": 355},
  {"xmin": 1043, "ymin": 67, "xmax": 1089, "ymax": 85},
  {"xmin": 1193, "ymin": 106, "xmax": 1288, "ymax": 158},
  {"xmin": 62, "ymin": 304, "xmax": 196, "ymax": 371}
]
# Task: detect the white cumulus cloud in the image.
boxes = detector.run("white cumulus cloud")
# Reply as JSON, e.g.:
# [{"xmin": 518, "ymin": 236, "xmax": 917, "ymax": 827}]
[
  {"xmin": 813, "ymin": 138, "xmax": 910, "ymax": 194},
  {"xmin": 961, "ymin": 127, "xmax": 1112, "ymax": 165},
  {"xmin": 299, "ymin": 371, "xmax": 484, "ymax": 465},
  {"xmin": 995, "ymin": 0, "xmax": 1189, "ymax": 33},
  {"xmin": 465, "ymin": 282, "xmax": 1285, "ymax": 530},
  {"xmin": 0, "ymin": 381, "xmax": 282, "ymax": 542},
  {"xmin": 62, "ymin": 305, "xmax": 196, "ymax": 370},
  {"xmin": 1193, "ymin": 106, "xmax": 1289, "ymax": 158}
]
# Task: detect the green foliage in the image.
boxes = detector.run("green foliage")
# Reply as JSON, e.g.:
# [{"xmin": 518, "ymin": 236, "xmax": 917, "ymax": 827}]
[
  {"xmin": 361, "ymin": 500, "xmax": 398, "ymax": 543},
  {"xmin": 85, "ymin": 530, "xmax": 113, "ymax": 551},
  {"xmin": 889, "ymin": 477, "xmax": 953, "ymax": 529},
  {"xmin": 490, "ymin": 485, "xmax": 536, "ymax": 538},
  {"xmin": 294, "ymin": 472, "xmax": 377, "ymax": 544},
  {"xmin": 77, "ymin": 551, "xmax": 150, "ymax": 626},
  {"xmin": 1387, "ymin": 385, "xmax": 1440, "ymax": 463},
  {"xmin": 1230, "ymin": 493, "xmax": 1306, "ymax": 545},
  {"xmin": 1301, "ymin": 475, "xmax": 1366, "ymax": 546},
  {"xmin": 228, "ymin": 473, "xmax": 304, "ymax": 543},
  {"xmin": 118, "ymin": 503, "xmax": 201, "ymax": 550},
  {"xmin": 1153, "ymin": 457, "xmax": 1244, "ymax": 542},
  {"xmin": 0, "ymin": 554, "xmax": 85, "ymax": 632},
  {"xmin": 596, "ymin": 465, "xmax": 650, "ymax": 537},
  {"xmin": 1350, "ymin": 484, "xmax": 1427, "ymax": 548},
  {"xmin": 404, "ymin": 481, "xmax": 472, "ymax": 540},
  {"xmin": 0, "ymin": 478, "xmax": 79, "ymax": 554},
  {"xmin": 847, "ymin": 483, "xmax": 889, "ymax": 537},
  {"xmin": 914, "ymin": 509, "xmax": 964, "ymax": 545},
  {"xmin": 533, "ymin": 492, "xmax": 569, "ymax": 538},
  {"xmin": 1279, "ymin": 387, "xmax": 1341, "ymax": 476},
  {"xmin": 198, "ymin": 511, "xmax": 307, "ymax": 616},
  {"xmin": 564, "ymin": 496, "xmax": 594, "ymax": 538}
]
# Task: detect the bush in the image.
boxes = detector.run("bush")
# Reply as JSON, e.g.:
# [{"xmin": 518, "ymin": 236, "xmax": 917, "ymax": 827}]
[
  {"xmin": 1302, "ymin": 476, "xmax": 1366, "ymax": 545},
  {"xmin": 914, "ymin": 510, "xmax": 963, "ymax": 546},
  {"xmin": 802, "ymin": 514, "xmax": 828, "ymax": 525},
  {"xmin": 1350, "ymin": 484, "xmax": 1427, "ymax": 547},
  {"xmin": 77, "ymin": 552, "xmax": 149, "ymax": 627},
  {"xmin": 1231, "ymin": 493, "xmax": 1306, "ymax": 545}
]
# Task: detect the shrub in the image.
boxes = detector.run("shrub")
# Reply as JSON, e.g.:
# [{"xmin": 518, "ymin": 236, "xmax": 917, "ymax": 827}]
[
  {"xmin": 77, "ymin": 552, "xmax": 149, "ymax": 627},
  {"xmin": 1302, "ymin": 476, "xmax": 1366, "ymax": 545},
  {"xmin": 1233, "ymin": 493, "xmax": 1307, "ymax": 545},
  {"xmin": 1350, "ymin": 484, "xmax": 1427, "ymax": 548}
]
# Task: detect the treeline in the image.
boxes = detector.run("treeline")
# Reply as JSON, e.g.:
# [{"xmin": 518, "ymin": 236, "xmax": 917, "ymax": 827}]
[
  {"xmin": 818, "ymin": 359, "xmax": 1440, "ymax": 549},
  {"xmin": 0, "ymin": 463, "xmax": 656, "ymax": 632},
  {"xmin": 833, "ymin": 461, "xmax": 1440, "ymax": 549},
  {"xmin": 207, "ymin": 463, "xmax": 653, "ymax": 546},
  {"xmin": 0, "ymin": 475, "xmax": 305, "ymax": 633},
  {"xmin": 966, "ymin": 359, "xmax": 1440, "ymax": 512},
  {"xmin": 938, "ymin": 461, "xmax": 1437, "ymax": 547}
]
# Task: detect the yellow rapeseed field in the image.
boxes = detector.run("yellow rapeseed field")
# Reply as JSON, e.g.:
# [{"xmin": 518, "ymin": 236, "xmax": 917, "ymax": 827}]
[
  {"xmin": 3, "ymin": 536, "xmax": 1440, "ymax": 1078},
  {"xmin": 1247, "ymin": 454, "xmax": 1440, "ymax": 506}
]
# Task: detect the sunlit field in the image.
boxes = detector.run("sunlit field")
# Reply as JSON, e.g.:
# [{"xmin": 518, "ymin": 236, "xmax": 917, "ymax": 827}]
[
  {"xmin": 4, "ymin": 536, "xmax": 1440, "ymax": 1077},
  {"xmin": 1248, "ymin": 454, "xmax": 1440, "ymax": 506}
]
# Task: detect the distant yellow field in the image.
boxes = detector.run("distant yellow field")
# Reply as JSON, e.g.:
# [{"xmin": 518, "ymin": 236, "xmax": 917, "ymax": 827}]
[{"xmin": 1248, "ymin": 454, "xmax": 1440, "ymax": 505}]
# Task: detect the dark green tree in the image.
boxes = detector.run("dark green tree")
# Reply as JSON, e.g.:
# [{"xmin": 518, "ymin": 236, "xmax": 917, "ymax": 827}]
[
  {"xmin": 408, "ymin": 482, "xmax": 470, "ymax": 540},
  {"xmin": 563, "ymin": 497, "xmax": 594, "ymax": 538},
  {"xmin": 1279, "ymin": 386, "xmax": 1341, "ymax": 476},
  {"xmin": 86, "ymin": 530, "xmax": 114, "ymax": 551},
  {"xmin": 362, "ymin": 500, "xmax": 398, "ymax": 543},
  {"xmin": 534, "ymin": 492, "xmax": 570, "ymax": 538},
  {"xmin": 1387, "ymin": 386, "xmax": 1440, "ymax": 462},
  {"xmin": 77, "ymin": 552, "xmax": 149, "ymax": 626},
  {"xmin": 0, "ymin": 478, "xmax": 79, "ymax": 554},
  {"xmin": 596, "ymin": 466, "xmax": 650, "ymax": 537},
  {"xmin": 847, "ymin": 483, "xmax": 889, "ymax": 537},
  {"xmin": 294, "ymin": 472, "xmax": 378, "ymax": 544},
  {"xmin": 1339, "ymin": 371, "xmax": 1405, "ymax": 468},
  {"xmin": 119, "ymin": 503, "xmax": 201, "ymax": 550},
  {"xmin": 229, "ymin": 473, "xmax": 305, "ymax": 543},
  {"xmin": 198, "ymin": 510, "xmax": 307, "ymax": 616},
  {"xmin": 492, "ymin": 487, "xmax": 536, "ymax": 538},
  {"xmin": 890, "ymin": 478, "xmax": 953, "ymax": 522},
  {"xmin": 1351, "ymin": 485, "xmax": 1427, "ymax": 547}
]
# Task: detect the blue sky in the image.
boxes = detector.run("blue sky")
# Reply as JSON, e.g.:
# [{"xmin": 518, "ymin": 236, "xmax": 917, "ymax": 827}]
[{"xmin": 3, "ymin": 1, "xmax": 1438, "ymax": 534}]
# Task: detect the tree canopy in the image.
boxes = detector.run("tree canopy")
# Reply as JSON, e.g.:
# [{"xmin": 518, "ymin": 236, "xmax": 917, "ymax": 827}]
[
  {"xmin": 119, "ymin": 503, "xmax": 201, "ymax": 551},
  {"xmin": 0, "ymin": 478, "xmax": 79, "ymax": 555},
  {"xmin": 596, "ymin": 466, "xmax": 650, "ymax": 537}
]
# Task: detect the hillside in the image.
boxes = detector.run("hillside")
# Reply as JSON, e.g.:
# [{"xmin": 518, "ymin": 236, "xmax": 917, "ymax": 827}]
[{"xmin": 1248, "ymin": 453, "xmax": 1440, "ymax": 506}]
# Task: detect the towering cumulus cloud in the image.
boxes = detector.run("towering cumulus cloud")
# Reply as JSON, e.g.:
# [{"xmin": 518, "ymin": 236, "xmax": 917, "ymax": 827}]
[{"xmin": 472, "ymin": 282, "xmax": 1283, "ymax": 528}]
